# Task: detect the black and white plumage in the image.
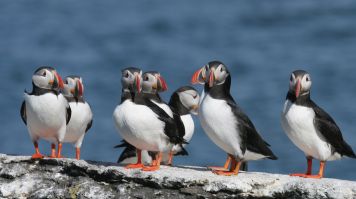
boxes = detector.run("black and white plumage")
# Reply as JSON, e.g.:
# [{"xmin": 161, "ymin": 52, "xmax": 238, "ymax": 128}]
[
  {"xmin": 192, "ymin": 61, "xmax": 277, "ymax": 175},
  {"xmin": 281, "ymin": 70, "xmax": 355, "ymax": 178},
  {"xmin": 117, "ymin": 86, "xmax": 200, "ymax": 165},
  {"xmin": 62, "ymin": 76, "xmax": 93, "ymax": 160},
  {"xmin": 113, "ymin": 68, "xmax": 184, "ymax": 171},
  {"xmin": 21, "ymin": 66, "xmax": 70, "ymax": 159}
]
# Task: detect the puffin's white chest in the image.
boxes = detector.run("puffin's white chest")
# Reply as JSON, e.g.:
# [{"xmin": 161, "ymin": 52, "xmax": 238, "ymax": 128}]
[
  {"xmin": 281, "ymin": 100, "xmax": 337, "ymax": 161},
  {"xmin": 64, "ymin": 102, "xmax": 92, "ymax": 146},
  {"xmin": 199, "ymin": 94, "xmax": 243, "ymax": 157},
  {"xmin": 24, "ymin": 93, "xmax": 67, "ymax": 142},
  {"xmin": 113, "ymin": 100, "xmax": 170, "ymax": 152}
]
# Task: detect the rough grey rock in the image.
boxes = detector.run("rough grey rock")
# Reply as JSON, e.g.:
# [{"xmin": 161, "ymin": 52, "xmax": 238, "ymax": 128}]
[{"xmin": 0, "ymin": 154, "xmax": 355, "ymax": 199}]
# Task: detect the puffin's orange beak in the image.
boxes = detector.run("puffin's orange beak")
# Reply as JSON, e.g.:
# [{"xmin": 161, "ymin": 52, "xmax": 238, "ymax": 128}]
[
  {"xmin": 157, "ymin": 76, "xmax": 168, "ymax": 92},
  {"xmin": 51, "ymin": 71, "xmax": 64, "ymax": 89},
  {"xmin": 295, "ymin": 79, "xmax": 301, "ymax": 98},
  {"xmin": 208, "ymin": 68, "xmax": 215, "ymax": 88},
  {"xmin": 192, "ymin": 68, "xmax": 204, "ymax": 84},
  {"xmin": 135, "ymin": 74, "xmax": 141, "ymax": 93},
  {"xmin": 76, "ymin": 80, "xmax": 83, "ymax": 96}
]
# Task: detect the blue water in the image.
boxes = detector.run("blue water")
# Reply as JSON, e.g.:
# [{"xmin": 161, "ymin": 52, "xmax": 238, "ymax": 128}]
[{"xmin": 1, "ymin": 1, "xmax": 356, "ymax": 180}]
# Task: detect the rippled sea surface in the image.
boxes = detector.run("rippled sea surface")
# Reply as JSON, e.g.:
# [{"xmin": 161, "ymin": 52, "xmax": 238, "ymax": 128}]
[{"xmin": 1, "ymin": 1, "xmax": 356, "ymax": 180}]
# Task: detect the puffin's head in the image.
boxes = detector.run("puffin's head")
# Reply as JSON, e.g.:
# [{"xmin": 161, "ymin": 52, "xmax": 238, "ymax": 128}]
[
  {"xmin": 142, "ymin": 71, "xmax": 168, "ymax": 94},
  {"xmin": 191, "ymin": 60, "xmax": 230, "ymax": 88},
  {"xmin": 32, "ymin": 66, "xmax": 64, "ymax": 90},
  {"xmin": 175, "ymin": 86, "xmax": 200, "ymax": 115},
  {"xmin": 289, "ymin": 70, "xmax": 312, "ymax": 98},
  {"xmin": 121, "ymin": 67, "xmax": 142, "ymax": 93},
  {"xmin": 63, "ymin": 76, "xmax": 84, "ymax": 98}
]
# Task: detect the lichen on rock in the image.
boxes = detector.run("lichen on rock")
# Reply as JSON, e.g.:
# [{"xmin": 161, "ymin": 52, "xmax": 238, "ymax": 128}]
[{"xmin": 0, "ymin": 154, "xmax": 355, "ymax": 199}]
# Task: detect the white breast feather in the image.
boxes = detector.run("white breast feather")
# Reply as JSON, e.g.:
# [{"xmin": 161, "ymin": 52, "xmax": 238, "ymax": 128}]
[
  {"xmin": 63, "ymin": 102, "xmax": 92, "ymax": 147},
  {"xmin": 199, "ymin": 94, "xmax": 243, "ymax": 158},
  {"xmin": 281, "ymin": 100, "xmax": 340, "ymax": 161},
  {"xmin": 113, "ymin": 100, "xmax": 171, "ymax": 152},
  {"xmin": 24, "ymin": 93, "xmax": 68, "ymax": 143}
]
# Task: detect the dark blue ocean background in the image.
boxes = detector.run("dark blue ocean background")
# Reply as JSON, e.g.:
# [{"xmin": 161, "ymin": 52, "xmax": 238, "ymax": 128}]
[{"xmin": 1, "ymin": 1, "xmax": 356, "ymax": 180}]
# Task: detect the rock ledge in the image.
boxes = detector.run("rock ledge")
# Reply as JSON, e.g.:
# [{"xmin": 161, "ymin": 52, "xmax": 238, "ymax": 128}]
[{"xmin": 0, "ymin": 154, "xmax": 355, "ymax": 198}]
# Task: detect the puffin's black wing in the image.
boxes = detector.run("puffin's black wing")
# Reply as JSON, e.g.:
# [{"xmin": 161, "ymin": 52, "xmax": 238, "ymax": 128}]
[
  {"xmin": 85, "ymin": 119, "xmax": 93, "ymax": 133},
  {"xmin": 66, "ymin": 105, "xmax": 72, "ymax": 125},
  {"xmin": 20, "ymin": 101, "xmax": 27, "ymax": 125},
  {"xmin": 226, "ymin": 96, "xmax": 277, "ymax": 160},
  {"xmin": 311, "ymin": 101, "xmax": 356, "ymax": 158},
  {"xmin": 116, "ymin": 140, "xmax": 137, "ymax": 163},
  {"xmin": 144, "ymin": 99, "xmax": 186, "ymax": 145},
  {"xmin": 175, "ymin": 147, "xmax": 189, "ymax": 156}
]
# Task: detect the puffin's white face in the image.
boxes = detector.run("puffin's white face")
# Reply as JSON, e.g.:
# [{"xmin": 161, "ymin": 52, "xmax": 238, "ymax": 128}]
[
  {"xmin": 121, "ymin": 69, "xmax": 142, "ymax": 93},
  {"xmin": 142, "ymin": 73, "xmax": 158, "ymax": 93},
  {"xmin": 289, "ymin": 70, "xmax": 312, "ymax": 98},
  {"xmin": 63, "ymin": 76, "xmax": 84, "ymax": 97},
  {"xmin": 142, "ymin": 72, "xmax": 168, "ymax": 93},
  {"xmin": 32, "ymin": 67, "xmax": 63, "ymax": 90},
  {"xmin": 191, "ymin": 61, "xmax": 230, "ymax": 87},
  {"xmin": 178, "ymin": 89, "xmax": 200, "ymax": 115},
  {"xmin": 209, "ymin": 64, "xmax": 229, "ymax": 87}
]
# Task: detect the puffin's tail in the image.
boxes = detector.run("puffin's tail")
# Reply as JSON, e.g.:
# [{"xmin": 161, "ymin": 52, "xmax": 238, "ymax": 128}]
[{"xmin": 341, "ymin": 141, "xmax": 356, "ymax": 159}]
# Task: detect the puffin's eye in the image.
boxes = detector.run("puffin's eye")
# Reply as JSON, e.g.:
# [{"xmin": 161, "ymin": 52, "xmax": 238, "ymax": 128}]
[
  {"xmin": 220, "ymin": 67, "xmax": 223, "ymax": 72},
  {"xmin": 125, "ymin": 72, "xmax": 129, "ymax": 78},
  {"xmin": 306, "ymin": 76, "xmax": 309, "ymax": 81},
  {"xmin": 42, "ymin": 71, "xmax": 46, "ymax": 76},
  {"xmin": 145, "ymin": 76, "xmax": 149, "ymax": 81}
]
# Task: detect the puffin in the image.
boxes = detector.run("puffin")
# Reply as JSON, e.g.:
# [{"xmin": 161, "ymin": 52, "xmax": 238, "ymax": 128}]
[
  {"xmin": 191, "ymin": 61, "xmax": 277, "ymax": 176},
  {"xmin": 62, "ymin": 76, "xmax": 93, "ymax": 160},
  {"xmin": 116, "ymin": 86, "xmax": 200, "ymax": 166},
  {"xmin": 113, "ymin": 67, "xmax": 143, "ymax": 167},
  {"xmin": 281, "ymin": 70, "xmax": 356, "ymax": 178},
  {"xmin": 20, "ymin": 66, "xmax": 71, "ymax": 159},
  {"xmin": 113, "ymin": 69, "xmax": 185, "ymax": 171}
]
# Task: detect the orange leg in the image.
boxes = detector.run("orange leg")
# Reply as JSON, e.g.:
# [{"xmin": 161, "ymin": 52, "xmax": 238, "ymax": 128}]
[
  {"xmin": 290, "ymin": 157, "xmax": 313, "ymax": 177},
  {"xmin": 57, "ymin": 143, "xmax": 65, "ymax": 158},
  {"xmin": 75, "ymin": 147, "xmax": 80, "ymax": 160},
  {"xmin": 142, "ymin": 152, "xmax": 162, "ymax": 171},
  {"xmin": 125, "ymin": 149, "xmax": 144, "ymax": 169},
  {"xmin": 213, "ymin": 158, "xmax": 242, "ymax": 176},
  {"xmin": 31, "ymin": 141, "xmax": 44, "ymax": 159},
  {"xmin": 303, "ymin": 161, "xmax": 325, "ymax": 179},
  {"xmin": 49, "ymin": 143, "xmax": 56, "ymax": 158},
  {"xmin": 208, "ymin": 154, "xmax": 232, "ymax": 171},
  {"xmin": 167, "ymin": 151, "xmax": 174, "ymax": 166}
]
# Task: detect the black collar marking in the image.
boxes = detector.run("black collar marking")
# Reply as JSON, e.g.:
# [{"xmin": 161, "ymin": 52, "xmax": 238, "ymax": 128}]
[
  {"xmin": 25, "ymin": 82, "xmax": 60, "ymax": 96},
  {"xmin": 65, "ymin": 96, "xmax": 85, "ymax": 103}
]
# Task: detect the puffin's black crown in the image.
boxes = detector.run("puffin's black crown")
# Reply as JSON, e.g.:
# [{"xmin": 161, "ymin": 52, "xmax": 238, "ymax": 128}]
[
  {"xmin": 144, "ymin": 71, "xmax": 160, "ymax": 75},
  {"xmin": 292, "ymin": 70, "xmax": 309, "ymax": 77},
  {"xmin": 121, "ymin": 67, "xmax": 141, "ymax": 74},
  {"xmin": 34, "ymin": 66, "xmax": 55, "ymax": 74},
  {"xmin": 175, "ymin": 86, "xmax": 197, "ymax": 93},
  {"xmin": 208, "ymin": 60, "xmax": 225, "ymax": 69}
]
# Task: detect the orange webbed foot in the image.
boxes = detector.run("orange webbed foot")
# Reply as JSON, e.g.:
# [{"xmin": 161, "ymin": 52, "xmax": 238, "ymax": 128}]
[
  {"xmin": 125, "ymin": 163, "xmax": 144, "ymax": 169},
  {"xmin": 142, "ymin": 165, "xmax": 160, "ymax": 171},
  {"xmin": 208, "ymin": 166, "xmax": 228, "ymax": 171},
  {"xmin": 31, "ymin": 153, "xmax": 44, "ymax": 159},
  {"xmin": 290, "ymin": 173, "xmax": 308, "ymax": 177},
  {"xmin": 212, "ymin": 170, "xmax": 238, "ymax": 176},
  {"xmin": 303, "ymin": 174, "xmax": 323, "ymax": 179}
]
